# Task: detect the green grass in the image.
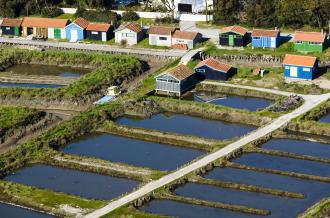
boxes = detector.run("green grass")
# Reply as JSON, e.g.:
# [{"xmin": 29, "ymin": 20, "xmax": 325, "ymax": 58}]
[
  {"xmin": 102, "ymin": 206, "xmax": 170, "ymax": 218},
  {"xmin": 0, "ymin": 106, "xmax": 35, "ymax": 130},
  {"xmin": 83, "ymin": 38, "xmax": 116, "ymax": 45},
  {"xmin": 56, "ymin": 13, "xmax": 76, "ymax": 20},
  {"xmin": 302, "ymin": 197, "xmax": 330, "ymax": 218}
]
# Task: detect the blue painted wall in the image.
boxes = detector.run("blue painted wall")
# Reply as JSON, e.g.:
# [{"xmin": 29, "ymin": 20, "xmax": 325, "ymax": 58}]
[
  {"xmin": 283, "ymin": 64, "xmax": 318, "ymax": 80},
  {"xmin": 65, "ymin": 23, "xmax": 85, "ymax": 41},
  {"xmin": 252, "ymin": 36, "xmax": 280, "ymax": 48}
]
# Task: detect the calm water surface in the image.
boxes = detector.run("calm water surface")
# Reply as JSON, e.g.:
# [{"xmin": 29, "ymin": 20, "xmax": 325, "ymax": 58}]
[
  {"xmin": 320, "ymin": 114, "xmax": 330, "ymax": 123},
  {"xmin": 4, "ymin": 165, "xmax": 138, "ymax": 200},
  {"xmin": 0, "ymin": 82, "xmax": 64, "ymax": 88},
  {"xmin": 63, "ymin": 133, "xmax": 204, "ymax": 171},
  {"xmin": 117, "ymin": 113, "xmax": 256, "ymax": 140},
  {"xmin": 262, "ymin": 139, "xmax": 330, "ymax": 159},
  {"xmin": 0, "ymin": 203, "xmax": 53, "ymax": 218}
]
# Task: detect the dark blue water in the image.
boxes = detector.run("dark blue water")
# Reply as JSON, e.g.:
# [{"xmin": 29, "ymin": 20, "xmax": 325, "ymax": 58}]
[
  {"xmin": 4, "ymin": 165, "xmax": 138, "ymax": 200},
  {"xmin": 0, "ymin": 83, "xmax": 64, "ymax": 89},
  {"xmin": 142, "ymin": 200, "xmax": 255, "ymax": 218},
  {"xmin": 175, "ymin": 180, "xmax": 329, "ymax": 218},
  {"xmin": 262, "ymin": 139, "xmax": 330, "ymax": 159},
  {"xmin": 117, "ymin": 114, "xmax": 256, "ymax": 140},
  {"xmin": 0, "ymin": 203, "xmax": 53, "ymax": 218},
  {"xmin": 193, "ymin": 92, "xmax": 272, "ymax": 111},
  {"xmin": 234, "ymin": 153, "xmax": 330, "ymax": 177},
  {"xmin": 320, "ymin": 114, "xmax": 330, "ymax": 123},
  {"xmin": 62, "ymin": 133, "xmax": 204, "ymax": 171}
]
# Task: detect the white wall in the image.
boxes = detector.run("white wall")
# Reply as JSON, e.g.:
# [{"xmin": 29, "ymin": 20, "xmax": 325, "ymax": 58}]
[
  {"xmin": 61, "ymin": 8, "xmax": 77, "ymax": 14},
  {"xmin": 48, "ymin": 28, "xmax": 54, "ymax": 39},
  {"xmin": 115, "ymin": 28, "xmax": 138, "ymax": 45},
  {"xmin": 149, "ymin": 34, "xmax": 172, "ymax": 47}
]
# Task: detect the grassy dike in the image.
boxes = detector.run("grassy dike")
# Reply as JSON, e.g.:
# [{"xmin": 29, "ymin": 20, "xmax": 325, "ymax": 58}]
[{"xmin": 299, "ymin": 197, "xmax": 330, "ymax": 218}]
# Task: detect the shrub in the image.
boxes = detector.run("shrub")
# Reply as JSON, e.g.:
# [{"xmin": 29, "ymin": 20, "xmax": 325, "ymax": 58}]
[
  {"xmin": 121, "ymin": 11, "xmax": 140, "ymax": 21},
  {"xmin": 40, "ymin": 7, "xmax": 63, "ymax": 18},
  {"xmin": 155, "ymin": 15, "xmax": 179, "ymax": 24},
  {"xmin": 120, "ymin": 39, "xmax": 127, "ymax": 47},
  {"xmin": 75, "ymin": 8, "xmax": 118, "ymax": 23}
]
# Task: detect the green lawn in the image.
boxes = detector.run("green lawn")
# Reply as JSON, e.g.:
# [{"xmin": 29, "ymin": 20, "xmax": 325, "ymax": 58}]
[
  {"xmin": 56, "ymin": 13, "xmax": 76, "ymax": 20},
  {"xmin": 0, "ymin": 106, "xmax": 35, "ymax": 130}
]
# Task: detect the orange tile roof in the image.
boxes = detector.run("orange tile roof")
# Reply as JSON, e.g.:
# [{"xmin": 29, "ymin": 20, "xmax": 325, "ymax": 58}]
[
  {"xmin": 147, "ymin": 26, "xmax": 177, "ymax": 36},
  {"xmin": 172, "ymin": 30, "xmax": 199, "ymax": 40},
  {"xmin": 126, "ymin": 22, "xmax": 143, "ymax": 32},
  {"xmin": 220, "ymin": 25, "xmax": 248, "ymax": 35},
  {"xmin": 86, "ymin": 23, "xmax": 111, "ymax": 32},
  {"xmin": 294, "ymin": 31, "xmax": 326, "ymax": 43},
  {"xmin": 73, "ymin": 17, "xmax": 89, "ymax": 29},
  {"xmin": 252, "ymin": 29, "xmax": 279, "ymax": 37},
  {"xmin": 196, "ymin": 58, "xmax": 232, "ymax": 73},
  {"xmin": 283, "ymin": 54, "xmax": 317, "ymax": 67},
  {"xmin": 167, "ymin": 64, "xmax": 194, "ymax": 80},
  {"xmin": 21, "ymin": 17, "xmax": 69, "ymax": 28},
  {"xmin": 1, "ymin": 18, "xmax": 22, "ymax": 27}
]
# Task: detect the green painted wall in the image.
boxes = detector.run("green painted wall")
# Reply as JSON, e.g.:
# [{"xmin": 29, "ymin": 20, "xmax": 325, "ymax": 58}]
[{"xmin": 294, "ymin": 41, "xmax": 324, "ymax": 53}]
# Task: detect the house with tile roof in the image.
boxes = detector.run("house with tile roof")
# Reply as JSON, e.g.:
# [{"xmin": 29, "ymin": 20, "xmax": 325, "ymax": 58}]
[
  {"xmin": 21, "ymin": 17, "xmax": 69, "ymax": 39},
  {"xmin": 294, "ymin": 31, "xmax": 326, "ymax": 53},
  {"xmin": 86, "ymin": 23, "xmax": 114, "ymax": 42},
  {"xmin": 65, "ymin": 17, "xmax": 90, "ymax": 42},
  {"xmin": 219, "ymin": 25, "xmax": 249, "ymax": 47},
  {"xmin": 155, "ymin": 64, "xmax": 196, "ymax": 96},
  {"xmin": 147, "ymin": 26, "xmax": 178, "ymax": 47},
  {"xmin": 0, "ymin": 18, "xmax": 22, "ymax": 36},
  {"xmin": 283, "ymin": 54, "xmax": 318, "ymax": 80},
  {"xmin": 195, "ymin": 58, "xmax": 234, "ymax": 81},
  {"xmin": 114, "ymin": 22, "xmax": 144, "ymax": 45},
  {"xmin": 251, "ymin": 28, "xmax": 281, "ymax": 49},
  {"xmin": 172, "ymin": 30, "xmax": 202, "ymax": 50}
]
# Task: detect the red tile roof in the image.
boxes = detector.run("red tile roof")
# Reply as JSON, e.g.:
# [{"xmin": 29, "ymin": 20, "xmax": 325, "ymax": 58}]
[
  {"xmin": 147, "ymin": 26, "xmax": 177, "ymax": 36},
  {"xmin": 172, "ymin": 44, "xmax": 189, "ymax": 50},
  {"xmin": 86, "ymin": 23, "xmax": 111, "ymax": 32},
  {"xmin": 220, "ymin": 25, "xmax": 248, "ymax": 35},
  {"xmin": 252, "ymin": 29, "xmax": 279, "ymax": 37},
  {"xmin": 73, "ymin": 17, "xmax": 89, "ymax": 29},
  {"xmin": 1, "ymin": 18, "xmax": 22, "ymax": 27},
  {"xmin": 283, "ymin": 54, "xmax": 317, "ymax": 67},
  {"xmin": 172, "ymin": 30, "xmax": 199, "ymax": 40},
  {"xmin": 167, "ymin": 64, "xmax": 194, "ymax": 80},
  {"xmin": 196, "ymin": 58, "xmax": 232, "ymax": 73},
  {"xmin": 21, "ymin": 17, "xmax": 69, "ymax": 28},
  {"xmin": 294, "ymin": 31, "xmax": 326, "ymax": 43},
  {"xmin": 126, "ymin": 22, "xmax": 143, "ymax": 32}
]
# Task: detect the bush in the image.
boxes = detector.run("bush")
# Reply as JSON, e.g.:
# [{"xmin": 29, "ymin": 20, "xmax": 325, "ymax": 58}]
[
  {"xmin": 40, "ymin": 7, "xmax": 63, "ymax": 18},
  {"xmin": 75, "ymin": 8, "xmax": 118, "ymax": 23},
  {"xmin": 155, "ymin": 15, "xmax": 179, "ymax": 24},
  {"xmin": 121, "ymin": 11, "xmax": 140, "ymax": 21}
]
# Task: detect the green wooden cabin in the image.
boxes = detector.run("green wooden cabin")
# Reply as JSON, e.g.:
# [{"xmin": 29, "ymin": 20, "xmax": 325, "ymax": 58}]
[{"xmin": 294, "ymin": 31, "xmax": 326, "ymax": 53}]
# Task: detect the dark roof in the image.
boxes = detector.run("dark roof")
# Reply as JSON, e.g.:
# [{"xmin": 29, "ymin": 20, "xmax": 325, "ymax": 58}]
[
  {"xmin": 147, "ymin": 26, "xmax": 177, "ymax": 36},
  {"xmin": 21, "ymin": 17, "xmax": 69, "ymax": 28},
  {"xmin": 252, "ymin": 29, "xmax": 279, "ymax": 37},
  {"xmin": 1, "ymin": 18, "xmax": 22, "ymax": 27},
  {"xmin": 86, "ymin": 23, "xmax": 111, "ymax": 32},
  {"xmin": 220, "ymin": 25, "xmax": 248, "ymax": 35},
  {"xmin": 283, "ymin": 54, "xmax": 317, "ymax": 67},
  {"xmin": 172, "ymin": 30, "xmax": 199, "ymax": 40},
  {"xmin": 196, "ymin": 58, "xmax": 232, "ymax": 73}
]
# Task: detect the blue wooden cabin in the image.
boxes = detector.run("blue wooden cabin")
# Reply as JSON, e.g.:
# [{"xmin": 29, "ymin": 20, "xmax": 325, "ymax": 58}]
[
  {"xmin": 252, "ymin": 29, "xmax": 280, "ymax": 49},
  {"xmin": 283, "ymin": 54, "xmax": 318, "ymax": 80},
  {"xmin": 65, "ymin": 18, "xmax": 89, "ymax": 42}
]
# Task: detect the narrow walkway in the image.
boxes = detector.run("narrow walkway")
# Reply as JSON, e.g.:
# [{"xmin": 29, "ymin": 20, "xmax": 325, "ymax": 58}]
[
  {"xmin": 85, "ymin": 93, "xmax": 330, "ymax": 218},
  {"xmin": 180, "ymin": 47, "xmax": 204, "ymax": 65}
]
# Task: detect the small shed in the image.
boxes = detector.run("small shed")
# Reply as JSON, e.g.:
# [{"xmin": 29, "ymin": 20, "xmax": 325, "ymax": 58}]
[
  {"xmin": 195, "ymin": 58, "xmax": 233, "ymax": 81},
  {"xmin": 155, "ymin": 64, "xmax": 196, "ymax": 96},
  {"xmin": 219, "ymin": 25, "xmax": 249, "ymax": 47},
  {"xmin": 147, "ymin": 26, "xmax": 177, "ymax": 47},
  {"xmin": 114, "ymin": 22, "xmax": 144, "ymax": 45},
  {"xmin": 0, "ymin": 18, "xmax": 22, "ymax": 36},
  {"xmin": 65, "ymin": 17, "xmax": 89, "ymax": 42},
  {"xmin": 86, "ymin": 23, "xmax": 114, "ymax": 42},
  {"xmin": 283, "ymin": 54, "xmax": 318, "ymax": 80},
  {"xmin": 251, "ymin": 29, "xmax": 280, "ymax": 49},
  {"xmin": 21, "ymin": 17, "xmax": 69, "ymax": 39},
  {"xmin": 294, "ymin": 31, "xmax": 326, "ymax": 53},
  {"xmin": 172, "ymin": 30, "xmax": 202, "ymax": 50}
]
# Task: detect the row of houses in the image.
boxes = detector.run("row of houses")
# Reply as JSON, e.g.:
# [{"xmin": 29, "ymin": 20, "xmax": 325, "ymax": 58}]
[
  {"xmin": 0, "ymin": 17, "xmax": 201, "ymax": 49},
  {"xmin": 156, "ymin": 54, "xmax": 319, "ymax": 96},
  {"xmin": 219, "ymin": 25, "xmax": 327, "ymax": 53}
]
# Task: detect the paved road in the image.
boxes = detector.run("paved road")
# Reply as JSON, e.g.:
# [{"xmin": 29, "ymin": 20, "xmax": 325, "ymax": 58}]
[
  {"xmin": 180, "ymin": 21, "xmax": 219, "ymax": 39},
  {"xmin": 0, "ymin": 37, "xmax": 186, "ymax": 58},
  {"xmin": 85, "ymin": 90, "xmax": 330, "ymax": 218}
]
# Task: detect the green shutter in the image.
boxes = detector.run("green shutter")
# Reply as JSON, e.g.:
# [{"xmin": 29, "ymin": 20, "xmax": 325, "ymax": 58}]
[
  {"xmin": 14, "ymin": 27, "xmax": 20, "ymax": 36},
  {"xmin": 229, "ymin": 35, "xmax": 234, "ymax": 46},
  {"xmin": 54, "ymin": 28, "xmax": 61, "ymax": 39}
]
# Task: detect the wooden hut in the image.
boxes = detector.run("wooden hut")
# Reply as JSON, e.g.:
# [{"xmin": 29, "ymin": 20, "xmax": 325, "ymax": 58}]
[
  {"xmin": 251, "ymin": 29, "xmax": 280, "ymax": 49},
  {"xmin": 65, "ymin": 17, "xmax": 89, "ymax": 42},
  {"xmin": 219, "ymin": 25, "xmax": 248, "ymax": 47},
  {"xmin": 195, "ymin": 58, "xmax": 233, "ymax": 81},
  {"xmin": 294, "ymin": 31, "xmax": 326, "ymax": 53},
  {"xmin": 155, "ymin": 64, "xmax": 196, "ymax": 96},
  {"xmin": 0, "ymin": 18, "xmax": 22, "ymax": 36},
  {"xmin": 283, "ymin": 54, "xmax": 318, "ymax": 80},
  {"xmin": 86, "ymin": 23, "xmax": 114, "ymax": 42},
  {"xmin": 114, "ymin": 23, "xmax": 144, "ymax": 45}
]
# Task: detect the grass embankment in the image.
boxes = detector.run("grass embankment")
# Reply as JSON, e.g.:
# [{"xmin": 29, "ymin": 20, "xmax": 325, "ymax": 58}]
[
  {"xmin": 102, "ymin": 206, "xmax": 171, "ymax": 218},
  {"xmin": 288, "ymin": 100, "xmax": 330, "ymax": 137},
  {"xmin": 0, "ymin": 106, "xmax": 37, "ymax": 133},
  {"xmin": 0, "ymin": 48, "xmax": 144, "ymax": 106},
  {"xmin": 102, "ymin": 121, "xmax": 222, "ymax": 152},
  {"xmin": 150, "ymin": 96, "xmax": 272, "ymax": 126},
  {"xmin": 300, "ymin": 197, "xmax": 330, "ymax": 218},
  {"xmin": 0, "ymin": 180, "xmax": 107, "ymax": 217}
]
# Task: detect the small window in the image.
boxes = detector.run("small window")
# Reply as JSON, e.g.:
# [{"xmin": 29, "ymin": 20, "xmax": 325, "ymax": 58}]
[
  {"xmin": 253, "ymin": 37, "xmax": 260, "ymax": 40},
  {"xmin": 221, "ymin": 34, "xmax": 228, "ymax": 38},
  {"xmin": 303, "ymin": 68, "xmax": 310, "ymax": 72},
  {"xmin": 124, "ymin": 33, "xmax": 134, "ymax": 37},
  {"xmin": 6, "ymin": 27, "xmax": 10, "ymax": 30},
  {"xmin": 92, "ymin": 31, "xmax": 98, "ymax": 35},
  {"xmin": 309, "ymin": 41, "xmax": 320, "ymax": 45},
  {"xmin": 159, "ymin": 36, "xmax": 167, "ymax": 41},
  {"xmin": 235, "ymin": 35, "xmax": 242, "ymax": 38},
  {"xmin": 295, "ymin": 41, "xmax": 302, "ymax": 44},
  {"xmin": 285, "ymin": 66, "xmax": 290, "ymax": 70},
  {"xmin": 196, "ymin": 68, "xmax": 205, "ymax": 73}
]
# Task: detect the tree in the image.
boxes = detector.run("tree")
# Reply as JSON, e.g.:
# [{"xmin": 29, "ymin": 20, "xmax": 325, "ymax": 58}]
[
  {"xmin": 214, "ymin": 0, "xmax": 240, "ymax": 24},
  {"xmin": 161, "ymin": 0, "xmax": 176, "ymax": 18}
]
